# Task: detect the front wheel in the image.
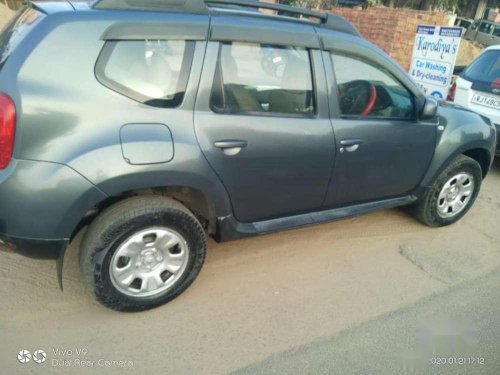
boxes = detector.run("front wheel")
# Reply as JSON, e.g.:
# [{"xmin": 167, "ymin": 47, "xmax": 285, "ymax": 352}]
[
  {"xmin": 415, "ymin": 155, "xmax": 482, "ymax": 227},
  {"xmin": 80, "ymin": 196, "xmax": 206, "ymax": 312}
]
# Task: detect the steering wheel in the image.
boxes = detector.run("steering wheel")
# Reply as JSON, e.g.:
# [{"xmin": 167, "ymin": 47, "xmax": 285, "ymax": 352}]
[{"xmin": 338, "ymin": 80, "xmax": 377, "ymax": 116}]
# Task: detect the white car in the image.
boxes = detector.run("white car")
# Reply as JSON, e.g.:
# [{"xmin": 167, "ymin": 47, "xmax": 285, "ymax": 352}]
[{"xmin": 449, "ymin": 45, "xmax": 500, "ymax": 155}]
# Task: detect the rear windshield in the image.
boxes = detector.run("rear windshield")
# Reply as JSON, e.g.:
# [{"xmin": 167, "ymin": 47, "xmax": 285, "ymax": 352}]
[
  {"xmin": 0, "ymin": 7, "xmax": 44, "ymax": 69},
  {"xmin": 462, "ymin": 50, "xmax": 500, "ymax": 85}
]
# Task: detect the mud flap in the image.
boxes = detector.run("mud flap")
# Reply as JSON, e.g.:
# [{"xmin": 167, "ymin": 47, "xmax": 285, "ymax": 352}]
[{"xmin": 56, "ymin": 243, "xmax": 69, "ymax": 291}]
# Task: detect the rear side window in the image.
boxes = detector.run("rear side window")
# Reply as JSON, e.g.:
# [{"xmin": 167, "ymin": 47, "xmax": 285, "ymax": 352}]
[
  {"xmin": 210, "ymin": 42, "xmax": 315, "ymax": 117},
  {"xmin": 462, "ymin": 50, "xmax": 500, "ymax": 85},
  {"xmin": 96, "ymin": 40, "xmax": 195, "ymax": 108},
  {"xmin": 458, "ymin": 20, "xmax": 471, "ymax": 29},
  {"xmin": 0, "ymin": 7, "xmax": 44, "ymax": 69}
]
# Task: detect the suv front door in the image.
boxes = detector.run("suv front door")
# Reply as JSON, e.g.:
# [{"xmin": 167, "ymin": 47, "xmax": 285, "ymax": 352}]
[
  {"xmin": 194, "ymin": 18, "xmax": 335, "ymax": 223},
  {"xmin": 322, "ymin": 48, "xmax": 436, "ymax": 208}
]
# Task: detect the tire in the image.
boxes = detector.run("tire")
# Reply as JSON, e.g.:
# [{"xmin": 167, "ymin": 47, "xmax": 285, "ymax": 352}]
[
  {"xmin": 80, "ymin": 196, "xmax": 206, "ymax": 312},
  {"xmin": 415, "ymin": 155, "xmax": 482, "ymax": 227}
]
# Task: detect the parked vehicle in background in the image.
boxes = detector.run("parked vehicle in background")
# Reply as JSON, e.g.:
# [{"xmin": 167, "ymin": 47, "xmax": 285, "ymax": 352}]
[
  {"xmin": 454, "ymin": 17, "xmax": 474, "ymax": 32},
  {"xmin": 465, "ymin": 20, "xmax": 500, "ymax": 47},
  {"xmin": 0, "ymin": 0, "xmax": 496, "ymax": 312},
  {"xmin": 449, "ymin": 45, "xmax": 500, "ymax": 155}
]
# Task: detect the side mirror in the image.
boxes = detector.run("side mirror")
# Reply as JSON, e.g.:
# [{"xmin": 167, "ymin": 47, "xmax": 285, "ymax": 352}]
[{"xmin": 421, "ymin": 96, "xmax": 438, "ymax": 120}]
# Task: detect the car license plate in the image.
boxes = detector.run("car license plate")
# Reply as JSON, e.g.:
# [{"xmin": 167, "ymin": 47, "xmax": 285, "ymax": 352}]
[{"xmin": 472, "ymin": 94, "xmax": 500, "ymax": 110}]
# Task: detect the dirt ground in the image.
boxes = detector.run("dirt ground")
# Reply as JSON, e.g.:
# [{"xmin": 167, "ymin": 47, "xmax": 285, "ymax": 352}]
[{"xmin": 1, "ymin": 159, "xmax": 499, "ymax": 374}]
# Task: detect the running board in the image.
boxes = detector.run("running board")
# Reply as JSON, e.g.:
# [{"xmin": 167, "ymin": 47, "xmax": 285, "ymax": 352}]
[{"xmin": 216, "ymin": 196, "xmax": 417, "ymax": 242}]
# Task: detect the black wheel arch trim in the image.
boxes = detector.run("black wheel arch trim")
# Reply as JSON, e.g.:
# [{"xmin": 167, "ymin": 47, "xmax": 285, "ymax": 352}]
[{"xmin": 420, "ymin": 142, "xmax": 494, "ymax": 190}]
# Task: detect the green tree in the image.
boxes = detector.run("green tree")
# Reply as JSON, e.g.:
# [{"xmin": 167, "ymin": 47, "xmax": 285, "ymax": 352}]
[{"xmin": 415, "ymin": 0, "xmax": 466, "ymax": 11}]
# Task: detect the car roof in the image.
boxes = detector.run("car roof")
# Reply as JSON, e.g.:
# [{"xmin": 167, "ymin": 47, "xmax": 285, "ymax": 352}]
[
  {"xmin": 485, "ymin": 45, "xmax": 500, "ymax": 51},
  {"xmin": 70, "ymin": 0, "xmax": 361, "ymax": 37}
]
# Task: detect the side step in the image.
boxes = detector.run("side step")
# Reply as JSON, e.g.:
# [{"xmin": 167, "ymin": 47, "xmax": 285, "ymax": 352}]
[{"xmin": 217, "ymin": 195, "xmax": 417, "ymax": 241}]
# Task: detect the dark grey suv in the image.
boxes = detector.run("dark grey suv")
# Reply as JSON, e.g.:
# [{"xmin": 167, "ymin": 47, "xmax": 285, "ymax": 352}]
[{"xmin": 0, "ymin": 0, "xmax": 496, "ymax": 311}]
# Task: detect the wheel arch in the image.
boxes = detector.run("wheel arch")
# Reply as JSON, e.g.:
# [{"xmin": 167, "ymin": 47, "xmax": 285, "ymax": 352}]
[
  {"xmin": 419, "ymin": 140, "xmax": 493, "ymax": 191},
  {"xmin": 70, "ymin": 185, "xmax": 219, "ymax": 242},
  {"xmin": 462, "ymin": 148, "xmax": 491, "ymax": 179}
]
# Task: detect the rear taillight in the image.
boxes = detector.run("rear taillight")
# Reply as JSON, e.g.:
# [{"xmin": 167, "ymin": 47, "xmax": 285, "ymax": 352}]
[
  {"xmin": 0, "ymin": 93, "xmax": 15, "ymax": 169},
  {"xmin": 447, "ymin": 82, "xmax": 457, "ymax": 102}
]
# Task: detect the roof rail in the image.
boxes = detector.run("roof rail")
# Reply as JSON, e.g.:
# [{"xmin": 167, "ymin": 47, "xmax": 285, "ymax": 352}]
[
  {"xmin": 207, "ymin": 0, "xmax": 359, "ymax": 36},
  {"xmin": 208, "ymin": 0, "xmax": 326, "ymax": 20},
  {"xmin": 92, "ymin": 0, "xmax": 360, "ymax": 37},
  {"xmin": 92, "ymin": 0, "xmax": 209, "ymax": 14}
]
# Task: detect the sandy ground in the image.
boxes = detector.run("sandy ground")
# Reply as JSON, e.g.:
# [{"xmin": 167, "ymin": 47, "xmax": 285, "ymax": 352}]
[
  {"xmin": 235, "ymin": 269, "xmax": 500, "ymax": 374},
  {"xmin": 1, "ymin": 160, "xmax": 499, "ymax": 375}
]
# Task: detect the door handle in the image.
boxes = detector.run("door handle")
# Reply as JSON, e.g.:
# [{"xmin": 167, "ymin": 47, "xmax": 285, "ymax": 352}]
[
  {"xmin": 214, "ymin": 140, "xmax": 248, "ymax": 156},
  {"xmin": 339, "ymin": 138, "xmax": 363, "ymax": 153},
  {"xmin": 214, "ymin": 140, "xmax": 248, "ymax": 149}
]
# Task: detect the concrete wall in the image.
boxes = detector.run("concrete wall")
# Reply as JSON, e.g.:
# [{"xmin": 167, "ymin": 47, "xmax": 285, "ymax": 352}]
[{"xmin": 331, "ymin": 7, "xmax": 449, "ymax": 70}]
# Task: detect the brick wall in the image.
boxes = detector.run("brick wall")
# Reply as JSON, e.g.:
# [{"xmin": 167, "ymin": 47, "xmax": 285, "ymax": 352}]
[{"xmin": 331, "ymin": 7, "xmax": 449, "ymax": 71}]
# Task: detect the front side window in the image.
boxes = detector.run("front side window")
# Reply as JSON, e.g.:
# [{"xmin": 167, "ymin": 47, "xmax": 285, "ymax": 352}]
[
  {"xmin": 210, "ymin": 42, "xmax": 315, "ymax": 117},
  {"xmin": 96, "ymin": 40, "xmax": 195, "ymax": 108},
  {"xmin": 478, "ymin": 22, "xmax": 493, "ymax": 34},
  {"xmin": 331, "ymin": 53, "xmax": 414, "ymax": 120}
]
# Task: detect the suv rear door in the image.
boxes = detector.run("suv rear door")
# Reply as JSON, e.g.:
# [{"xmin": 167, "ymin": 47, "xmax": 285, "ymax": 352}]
[
  {"xmin": 319, "ymin": 31, "xmax": 436, "ymax": 207},
  {"xmin": 194, "ymin": 16, "xmax": 335, "ymax": 222}
]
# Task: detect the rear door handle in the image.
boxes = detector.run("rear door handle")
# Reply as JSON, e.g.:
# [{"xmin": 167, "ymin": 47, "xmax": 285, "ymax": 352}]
[
  {"xmin": 214, "ymin": 140, "xmax": 248, "ymax": 156},
  {"xmin": 339, "ymin": 138, "xmax": 363, "ymax": 152}
]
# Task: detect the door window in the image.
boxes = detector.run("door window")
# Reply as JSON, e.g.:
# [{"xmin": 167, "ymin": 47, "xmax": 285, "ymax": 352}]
[
  {"xmin": 96, "ymin": 40, "xmax": 195, "ymax": 108},
  {"xmin": 331, "ymin": 53, "xmax": 414, "ymax": 119},
  {"xmin": 493, "ymin": 26, "xmax": 500, "ymax": 38},
  {"xmin": 478, "ymin": 22, "xmax": 493, "ymax": 34},
  {"xmin": 210, "ymin": 42, "xmax": 315, "ymax": 117}
]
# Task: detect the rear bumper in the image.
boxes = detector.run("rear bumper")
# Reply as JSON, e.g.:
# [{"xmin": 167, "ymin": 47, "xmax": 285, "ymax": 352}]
[
  {"xmin": 0, "ymin": 234, "xmax": 67, "ymax": 260},
  {"xmin": 0, "ymin": 158, "xmax": 106, "ymax": 260}
]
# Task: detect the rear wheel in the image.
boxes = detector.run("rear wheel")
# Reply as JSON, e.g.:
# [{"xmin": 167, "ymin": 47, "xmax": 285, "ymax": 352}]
[
  {"xmin": 80, "ymin": 196, "xmax": 206, "ymax": 312},
  {"xmin": 415, "ymin": 155, "xmax": 482, "ymax": 227}
]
